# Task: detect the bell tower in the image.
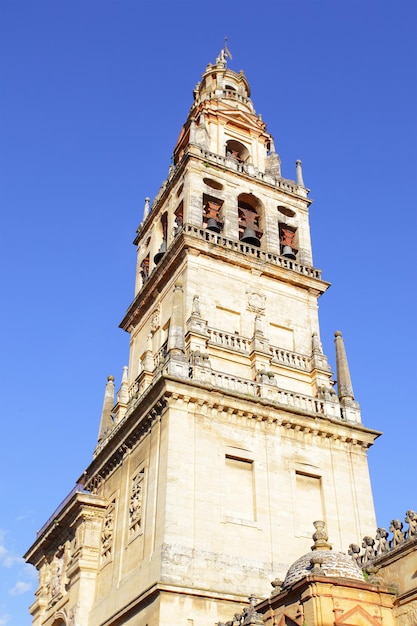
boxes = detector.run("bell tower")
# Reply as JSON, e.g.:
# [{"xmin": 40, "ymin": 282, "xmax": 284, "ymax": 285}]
[{"xmin": 25, "ymin": 49, "xmax": 379, "ymax": 626}]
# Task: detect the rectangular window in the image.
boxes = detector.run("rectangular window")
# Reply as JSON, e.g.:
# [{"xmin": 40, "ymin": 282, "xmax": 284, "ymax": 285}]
[
  {"xmin": 225, "ymin": 455, "xmax": 254, "ymax": 521},
  {"xmin": 215, "ymin": 306, "xmax": 241, "ymax": 334},
  {"xmin": 295, "ymin": 472, "xmax": 324, "ymax": 536}
]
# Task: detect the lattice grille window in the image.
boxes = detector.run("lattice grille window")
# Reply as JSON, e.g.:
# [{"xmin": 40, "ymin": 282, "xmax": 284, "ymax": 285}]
[{"xmin": 129, "ymin": 470, "xmax": 144, "ymax": 537}]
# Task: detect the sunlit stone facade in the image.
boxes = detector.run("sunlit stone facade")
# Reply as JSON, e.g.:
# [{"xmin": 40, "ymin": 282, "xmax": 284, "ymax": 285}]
[{"xmin": 25, "ymin": 49, "xmax": 382, "ymax": 626}]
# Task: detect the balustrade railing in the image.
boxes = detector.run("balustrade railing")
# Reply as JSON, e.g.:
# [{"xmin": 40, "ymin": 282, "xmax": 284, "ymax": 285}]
[
  {"xmin": 154, "ymin": 340, "xmax": 168, "ymax": 369},
  {"xmin": 183, "ymin": 223, "xmax": 321, "ymax": 279},
  {"xmin": 207, "ymin": 328, "xmax": 250, "ymax": 353},
  {"xmin": 270, "ymin": 347, "xmax": 310, "ymax": 371},
  {"xmin": 190, "ymin": 366, "xmax": 325, "ymax": 416},
  {"xmin": 198, "ymin": 147, "xmax": 298, "ymax": 193}
]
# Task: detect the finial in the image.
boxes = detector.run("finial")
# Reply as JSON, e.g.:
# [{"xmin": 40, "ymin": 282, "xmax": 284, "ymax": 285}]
[
  {"xmin": 311, "ymin": 520, "xmax": 332, "ymax": 551},
  {"xmin": 143, "ymin": 197, "xmax": 150, "ymax": 219},
  {"xmin": 97, "ymin": 375, "xmax": 115, "ymax": 443},
  {"xmin": 192, "ymin": 294, "xmax": 201, "ymax": 317},
  {"xmin": 295, "ymin": 159, "xmax": 305, "ymax": 187},
  {"xmin": 117, "ymin": 366, "xmax": 129, "ymax": 405},
  {"xmin": 312, "ymin": 332, "xmax": 323, "ymax": 355},
  {"xmin": 334, "ymin": 330, "xmax": 355, "ymax": 402},
  {"xmin": 168, "ymin": 282, "xmax": 185, "ymax": 355}
]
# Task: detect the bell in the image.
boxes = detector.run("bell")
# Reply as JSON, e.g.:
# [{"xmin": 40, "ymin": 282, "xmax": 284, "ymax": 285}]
[
  {"xmin": 282, "ymin": 245, "xmax": 296, "ymax": 260},
  {"xmin": 241, "ymin": 227, "xmax": 260, "ymax": 247},
  {"xmin": 206, "ymin": 217, "xmax": 220, "ymax": 233},
  {"xmin": 154, "ymin": 240, "xmax": 167, "ymax": 264}
]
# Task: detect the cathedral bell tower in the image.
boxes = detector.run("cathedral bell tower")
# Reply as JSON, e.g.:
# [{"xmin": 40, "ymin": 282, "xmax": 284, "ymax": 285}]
[{"xmin": 25, "ymin": 49, "xmax": 379, "ymax": 626}]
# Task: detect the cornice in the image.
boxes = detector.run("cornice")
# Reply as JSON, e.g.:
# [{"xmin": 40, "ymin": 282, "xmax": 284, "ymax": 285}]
[
  {"xmin": 161, "ymin": 377, "xmax": 380, "ymax": 449},
  {"xmin": 85, "ymin": 374, "xmax": 379, "ymax": 490},
  {"xmin": 24, "ymin": 491, "xmax": 107, "ymax": 566}
]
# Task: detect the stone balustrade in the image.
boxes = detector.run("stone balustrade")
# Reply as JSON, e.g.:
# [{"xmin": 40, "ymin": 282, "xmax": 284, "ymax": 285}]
[
  {"xmin": 270, "ymin": 347, "xmax": 310, "ymax": 371},
  {"xmin": 190, "ymin": 365, "xmax": 326, "ymax": 416},
  {"xmin": 207, "ymin": 328, "xmax": 251, "ymax": 353},
  {"xmin": 183, "ymin": 223, "xmax": 322, "ymax": 279},
  {"xmin": 154, "ymin": 340, "xmax": 168, "ymax": 369},
  {"xmin": 145, "ymin": 140, "xmax": 302, "ymax": 224},
  {"xmin": 197, "ymin": 89, "xmax": 253, "ymax": 108},
  {"xmin": 348, "ymin": 510, "xmax": 417, "ymax": 568},
  {"xmin": 198, "ymin": 147, "xmax": 298, "ymax": 194}
]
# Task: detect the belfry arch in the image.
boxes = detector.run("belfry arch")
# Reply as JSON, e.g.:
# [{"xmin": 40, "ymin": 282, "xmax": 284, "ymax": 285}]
[
  {"xmin": 237, "ymin": 192, "xmax": 264, "ymax": 246},
  {"xmin": 225, "ymin": 139, "xmax": 250, "ymax": 163}
]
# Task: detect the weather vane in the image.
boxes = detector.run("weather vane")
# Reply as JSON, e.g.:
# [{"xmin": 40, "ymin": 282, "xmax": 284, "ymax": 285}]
[
  {"xmin": 223, "ymin": 36, "xmax": 233, "ymax": 61},
  {"xmin": 217, "ymin": 37, "xmax": 233, "ymax": 65}
]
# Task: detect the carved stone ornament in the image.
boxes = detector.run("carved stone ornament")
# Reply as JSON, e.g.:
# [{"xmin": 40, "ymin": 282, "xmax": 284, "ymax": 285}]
[
  {"xmin": 129, "ymin": 470, "xmax": 144, "ymax": 536},
  {"xmin": 218, "ymin": 595, "xmax": 263, "ymax": 626},
  {"xmin": 49, "ymin": 552, "xmax": 64, "ymax": 599},
  {"xmin": 348, "ymin": 509, "xmax": 417, "ymax": 567},
  {"xmin": 150, "ymin": 307, "xmax": 161, "ymax": 333},
  {"xmin": 101, "ymin": 499, "xmax": 116, "ymax": 560},
  {"xmin": 246, "ymin": 290, "xmax": 266, "ymax": 314}
]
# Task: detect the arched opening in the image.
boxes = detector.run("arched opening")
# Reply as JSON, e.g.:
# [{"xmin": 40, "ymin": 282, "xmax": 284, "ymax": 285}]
[
  {"xmin": 202, "ymin": 194, "xmax": 224, "ymax": 232},
  {"xmin": 279, "ymin": 223, "xmax": 298, "ymax": 259},
  {"xmin": 237, "ymin": 193, "xmax": 263, "ymax": 247},
  {"xmin": 154, "ymin": 212, "xmax": 168, "ymax": 265},
  {"xmin": 225, "ymin": 139, "xmax": 250, "ymax": 164}
]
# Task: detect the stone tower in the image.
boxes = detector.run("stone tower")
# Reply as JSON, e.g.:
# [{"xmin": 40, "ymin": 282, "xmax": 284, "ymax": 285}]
[{"xmin": 25, "ymin": 49, "xmax": 379, "ymax": 626}]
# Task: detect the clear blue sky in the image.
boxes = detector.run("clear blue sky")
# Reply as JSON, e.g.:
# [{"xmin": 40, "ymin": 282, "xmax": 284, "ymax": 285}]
[{"xmin": 1, "ymin": 1, "xmax": 416, "ymax": 624}]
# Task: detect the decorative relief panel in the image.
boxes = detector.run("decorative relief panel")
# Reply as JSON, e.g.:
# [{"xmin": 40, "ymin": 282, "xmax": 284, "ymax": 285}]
[
  {"xmin": 150, "ymin": 306, "xmax": 161, "ymax": 334},
  {"xmin": 101, "ymin": 498, "xmax": 116, "ymax": 562},
  {"xmin": 129, "ymin": 469, "xmax": 144, "ymax": 537},
  {"xmin": 246, "ymin": 289, "xmax": 266, "ymax": 314},
  {"xmin": 49, "ymin": 550, "xmax": 64, "ymax": 602}
]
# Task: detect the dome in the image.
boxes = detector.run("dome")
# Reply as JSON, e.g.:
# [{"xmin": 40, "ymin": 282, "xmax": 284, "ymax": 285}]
[
  {"xmin": 281, "ymin": 520, "xmax": 364, "ymax": 590},
  {"xmin": 282, "ymin": 548, "xmax": 364, "ymax": 590}
]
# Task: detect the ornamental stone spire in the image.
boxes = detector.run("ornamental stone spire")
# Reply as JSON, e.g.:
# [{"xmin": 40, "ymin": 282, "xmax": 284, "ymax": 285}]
[
  {"xmin": 295, "ymin": 159, "xmax": 305, "ymax": 187},
  {"xmin": 97, "ymin": 375, "xmax": 115, "ymax": 443},
  {"xmin": 117, "ymin": 366, "xmax": 129, "ymax": 405},
  {"xmin": 334, "ymin": 330, "xmax": 355, "ymax": 402}
]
